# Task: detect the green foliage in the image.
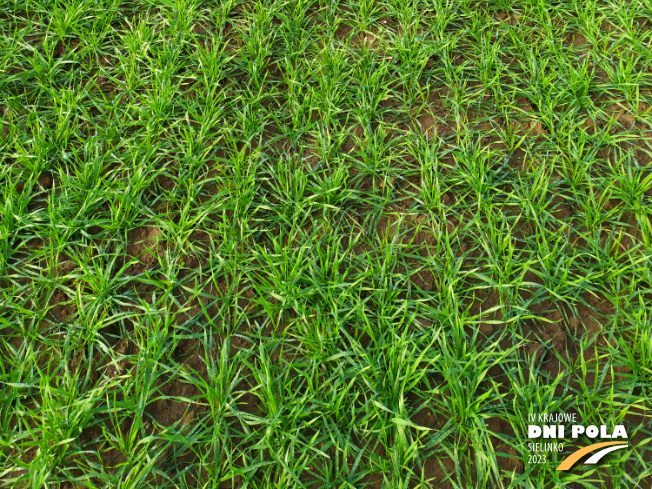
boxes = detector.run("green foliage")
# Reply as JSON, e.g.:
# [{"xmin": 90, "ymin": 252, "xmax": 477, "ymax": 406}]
[{"xmin": 1, "ymin": 0, "xmax": 651, "ymax": 487}]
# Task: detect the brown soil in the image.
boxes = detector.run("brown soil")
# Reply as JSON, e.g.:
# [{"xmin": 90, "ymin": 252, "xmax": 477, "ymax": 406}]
[{"xmin": 125, "ymin": 226, "xmax": 162, "ymax": 275}]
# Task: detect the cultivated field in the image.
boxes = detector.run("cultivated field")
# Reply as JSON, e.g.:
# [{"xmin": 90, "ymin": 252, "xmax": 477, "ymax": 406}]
[{"xmin": 1, "ymin": 0, "xmax": 652, "ymax": 487}]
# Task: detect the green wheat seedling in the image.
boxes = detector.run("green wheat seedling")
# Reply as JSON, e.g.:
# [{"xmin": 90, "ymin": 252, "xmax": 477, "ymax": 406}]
[{"xmin": 1, "ymin": 0, "xmax": 652, "ymax": 487}]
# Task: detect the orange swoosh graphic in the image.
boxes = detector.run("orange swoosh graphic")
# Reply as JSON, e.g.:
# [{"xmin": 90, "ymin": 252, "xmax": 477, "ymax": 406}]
[{"xmin": 556, "ymin": 441, "xmax": 628, "ymax": 471}]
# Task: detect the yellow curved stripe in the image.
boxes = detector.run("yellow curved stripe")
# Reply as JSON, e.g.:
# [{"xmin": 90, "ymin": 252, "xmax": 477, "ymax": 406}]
[{"xmin": 556, "ymin": 441, "xmax": 628, "ymax": 471}]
